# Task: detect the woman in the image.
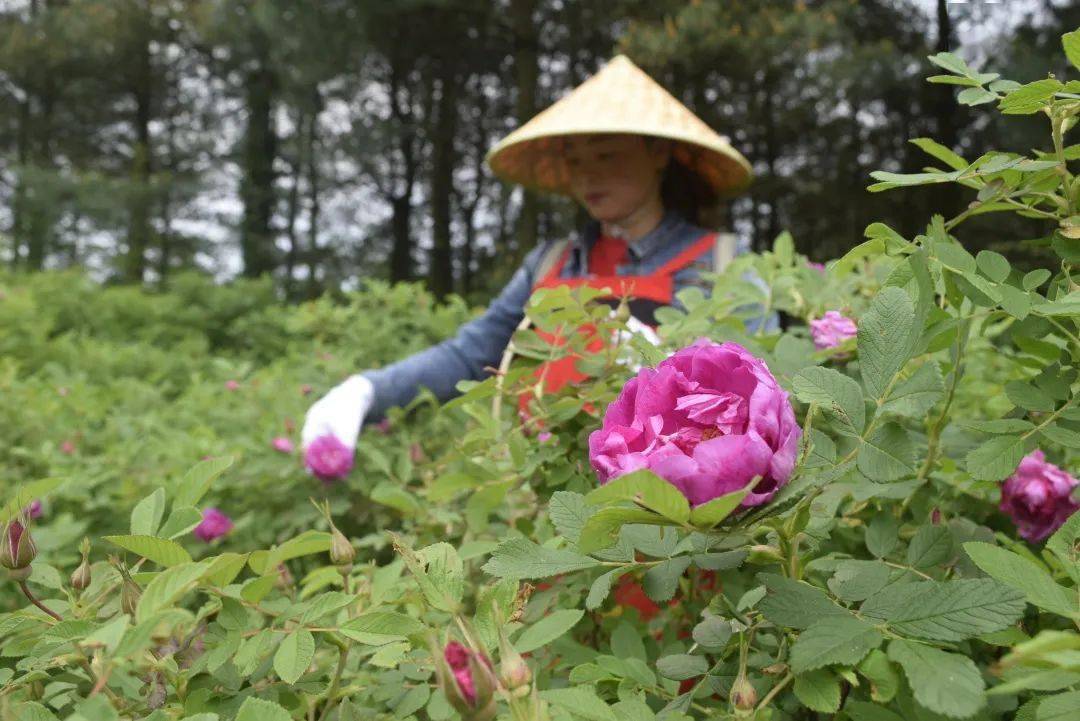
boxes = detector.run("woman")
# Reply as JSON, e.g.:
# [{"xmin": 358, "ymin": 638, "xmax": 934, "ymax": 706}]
[{"xmin": 301, "ymin": 55, "xmax": 773, "ymax": 457}]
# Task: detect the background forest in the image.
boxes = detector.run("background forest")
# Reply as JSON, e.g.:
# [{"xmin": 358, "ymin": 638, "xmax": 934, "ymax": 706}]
[{"xmin": 1, "ymin": 0, "xmax": 1079, "ymax": 303}]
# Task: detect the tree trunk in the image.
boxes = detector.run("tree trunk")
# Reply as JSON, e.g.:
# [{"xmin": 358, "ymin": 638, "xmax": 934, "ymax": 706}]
[
  {"xmin": 239, "ymin": 38, "xmax": 278, "ymax": 278},
  {"xmin": 388, "ymin": 58, "xmax": 416, "ymax": 283},
  {"xmin": 511, "ymin": 0, "xmax": 539, "ymax": 256},
  {"xmin": 429, "ymin": 63, "xmax": 458, "ymax": 299},
  {"xmin": 124, "ymin": 28, "xmax": 153, "ymax": 283},
  {"xmin": 305, "ymin": 89, "xmax": 322, "ymax": 299},
  {"xmin": 283, "ymin": 108, "xmax": 304, "ymax": 300}
]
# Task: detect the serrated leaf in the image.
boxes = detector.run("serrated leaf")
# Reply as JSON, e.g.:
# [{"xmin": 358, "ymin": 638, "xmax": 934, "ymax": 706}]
[
  {"xmin": 656, "ymin": 654, "xmax": 708, "ymax": 681},
  {"xmin": 966, "ymin": 434, "xmax": 1034, "ymax": 481},
  {"xmin": 585, "ymin": 568, "xmax": 628, "ymax": 610},
  {"xmin": 758, "ymin": 574, "xmax": 849, "ymax": 629},
  {"xmin": 688, "ymin": 488, "xmax": 748, "ymax": 528},
  {"xmin": 861, "ymin": 579, "xmax": 1025, "ymax": 641},
  {"xmin": 793, "ymin": 669, "xmax": 841, "ymax": 713},
  {"xmin": 1038, "ymin": 690, "xmax": 1080, "ymax": 720},
  {"xmin": 644, "ymin": 556, "xmax": 692, "ymax": 602},
  {"xmin": 859, "ymin": 287, "xmax": 916, "ymax": 399},
  {"xmin": 857, "ymin": 648, "xmax": 900, "ymax": 703},
  {"xmin": 202, "ymin": 552, "xmax": 248, "ymax": 587},
  {"xmin": 906, "ymin": 524, "xmax": 953, "ymax": 569},
  {"xmin": 578, "ymin": 507, "xmax": 670, "ymax": 554},
  {"xmin": 136, "ymin": 561, "xmax": 210, "ymax": 622},
  {"xmin": 857, "ymin": 423, "xmax": 915, "ymax": 482},
  {"xmin": 254, "ymin": 530, "xmax": 332, "ymax": 574},
  {"xmin": 103, "ymin": 535, "xmax": 192, "ymax": 567},
  {"xmin": 130, "ymin": 488, "xmax": 166, "ymax": 537},
  {"xmin": 340, "ymin": 611, "xmax": 425, "ymax": 643},
  {"xmin": 790, "ymin": 615, "xmax": 882, "ymax": 673},
  {"xmin": 586, "ymin": 470, "xmax": 690, "ymax": 524},
  {"xmin": 540, "ymin": 687, "xmax": 618, "ymax": 721},
  {"xmin": 157, "ymin": 505, "xmax": 203, "ymax": 540},
  {"xmin": 1047, "ymin": 510, "xmax": 1080, "ymax": 583},
  {"xmin": 910, "ymin": 138, "xmax": 967, "ymax": 170},
  {"xmin": 274, "ymin": 628, "xmax": 315, "ymax": 684},
  {"xmin": 1065, "ymin": 30, "xmax": 1080, "ymax": 71},
  {"xmin": 999, "ymin": 79, "xmax": 1063, "ymax": 114},
  {"xmin": 1006, "ymin": 380, "xmax": 1056, "ymax": 412},
  {"xmin": 846, "ymin": 701, "xmax": 903, "ymax": 721},
  {"xmin": 828, "ymin": 560, "xmax": 891, "ymax": 602},
  {"xmin": 976, "ymin": 250, "xmax": 1010, "ymax": 282},
  {"xmin": 963, "ymin": 542, "xmax": 1077, "ymax": 617},
  {"xmin": 0, "ymin": 478, "xmax": 64, "ymax": 524},
  {"xmin": 483, "ymin": 538, "xmax": 601, "ymax": 579},
  {"xmin": 514, "ymin": 609, "xmax": 584, "ymax": 654},
  {"xmin": 888, "ymin": 640, "xmax": 985, "ymax": 718},
  {"xmin": 691, "ymin": 615, "xmax": 732, "ymax": 649},
  {"xmin": 1040, "ymin": 424, "xmax": 1080, "ymax": 449},
  {"xmin": 865, "ymin": 514, "xmax": 899, "ymax": 558},
  {"xmin": 792, "ymin": 366, "xmax": 865, "ymax": 433},
  {"xmin": 880, "ymin": 362, "xmax": 943, "ymax": 417},
  {"xmin": 234, "ymin": 697, "xmax": 292, "ymax": 721},
  {"xmin": 550, "ymin": 491, "xmax": 590, "ymax": 544},
  {"xmin": 173, "ymin": 456, "xmax": 233, "ymax": 508}
]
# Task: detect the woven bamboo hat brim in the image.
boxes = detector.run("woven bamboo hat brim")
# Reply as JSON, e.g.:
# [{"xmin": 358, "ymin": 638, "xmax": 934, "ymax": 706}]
[{"xmin": 486, "ymin": 55, "xmax": 752, "ymax": 198}]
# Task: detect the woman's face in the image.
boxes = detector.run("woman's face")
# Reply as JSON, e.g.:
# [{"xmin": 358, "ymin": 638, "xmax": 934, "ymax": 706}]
[{"xmin": 563, "ymin": 134, "xmax": 670, "ymax": 224}]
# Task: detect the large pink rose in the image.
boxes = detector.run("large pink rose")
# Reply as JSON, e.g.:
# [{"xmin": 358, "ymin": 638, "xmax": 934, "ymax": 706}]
[
  {"xmin": 1000, "ymin": 450, "xmax": 1079, "ymax": 542},
  {"xmin": 810, "ymin": 311, "xmax": 858, "ymax": 350},
  {"xmin": 589, "ymin": 340, "xmax": 801, "ymax": 507}
]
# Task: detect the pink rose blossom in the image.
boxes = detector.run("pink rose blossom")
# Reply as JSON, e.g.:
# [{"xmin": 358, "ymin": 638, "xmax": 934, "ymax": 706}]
[
  {"xmin": 225, "ymin": 380, "xmax": 240, "ymax": 391},
  {"xmin": 538, "ymin": 431, "xmax": 553, "ymax": 443},
  {"xmin": 589, "ymin": 340, "xmax": 801, "ymax": 508},
  {"xmin": 60, "ymin": 440, "xmax": 76, "ymax": 455},
  {"xmin": 194, "ymin": 507, "xmax": 234, "ymax": 542},
  {"xmin": 304, "ymin": 435, "xmax": 354, "ymax": 481},
  {"xmin": 300, "ymin": 384, "xmax": 313, "ymax": 396},
  {"xmin": 375, "ymin": 418, "xmax": 393, "ymax": 435},
  {"xmin": 810, "ymin": 311, "xmax": 858, "ymax": 350},
  {"xmin": 807, "ymin": 261, "xmax": 826, "ymax": 274},
  {"xmin": 25, "ymin": 500, "xmax": 42, "ymax": 519},
  {"xmin": 443, "ymin": 641, "xmax": 493, "ymax": 707},
  {"xmin": 410, "ymin": 443, "xmax": 424, "ymax": 464},
  {"xmin": 1000, "ymin": 450, "xmax": 1079, "ymax": 542},
  {"xmin": 272, "ymin": 437, "xmax": 295, "ymax": 454}
]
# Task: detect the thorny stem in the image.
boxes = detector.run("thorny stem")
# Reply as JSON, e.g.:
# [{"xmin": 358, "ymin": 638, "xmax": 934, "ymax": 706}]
[
  {"xmin": 19, "ymin": 580, "xmax": 62, "ymax": 621},
  {"xmin": 754, "ymin": 673, "xmax": 794, "ymax": 713},
  {"xmin": 317, "ymin": 644, "xmax": 351, "ymax": 721}
]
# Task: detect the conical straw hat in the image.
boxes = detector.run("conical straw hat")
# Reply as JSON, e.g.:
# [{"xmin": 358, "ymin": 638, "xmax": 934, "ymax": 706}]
[{"xmin": 486, "ymin": 55, "xmax": 752, "ymax": 198}]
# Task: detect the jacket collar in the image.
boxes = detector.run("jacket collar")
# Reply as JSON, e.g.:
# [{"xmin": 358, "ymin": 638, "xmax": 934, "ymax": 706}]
[{"xmin": 574, "ymin": 211, "xmax": 688, "ymax": 269}]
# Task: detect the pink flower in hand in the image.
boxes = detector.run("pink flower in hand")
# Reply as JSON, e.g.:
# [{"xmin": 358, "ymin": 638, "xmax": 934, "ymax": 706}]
[
  {"xmin": 194, "ymin": 507, "xmax": 234, "ymax": 542},
  {"xmin": 810, "ymin": 311, "xmax": 858, "ymax": 350},
  {"xmin": 305, "ymin": 435, "xmax": 354, "ymax": 481},
  {"xmin": 1001, "ymin": 450, "xmax": 1079, "ymax": 542},
  {"xmin": 272, "ymin": 437, "xmax": 295, "ymax": 454},
  {"xmin": 589, "ymin": 340, "xmax": 800, "ymax": 508}
]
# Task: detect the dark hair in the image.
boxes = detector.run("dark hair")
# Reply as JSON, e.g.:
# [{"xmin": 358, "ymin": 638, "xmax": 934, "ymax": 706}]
[{"xmin": 659, "ymin": 154, "xmax": 721, "ymax": 229}]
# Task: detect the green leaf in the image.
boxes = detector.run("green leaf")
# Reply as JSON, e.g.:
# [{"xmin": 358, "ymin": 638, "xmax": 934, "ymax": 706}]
[
  {"xmin": 234, "ymin": 697, "xmax": 292, "ymax": 721},
  {"xmin": 173, "ymin": 456, "xmax": 233, "ymax": 508},
  {"xmin": 793, "ymin": 669, "xmax": 841, "ymax": 713},
  {"xmin": 688, "ymin": 488, "xmax": 748, "ymax": 528},
  {"xmin": 130, "ymin": 488, "xmax": 166, "ymax": 536},
  {"xmin": 861, "ymin": 579, "xmax": 1025, "ymax": 641},
  {"xmin": 514, "ymin": 609, "xmax": 584, "ymax": 654},
  {"xmin": 586, "ymin": 470, "xmax": 690, "ymax": 524},
  {"xmin": 202, "ymin": 552, "xmax": 248, "ymax": 587},
  {"xmin": 643, "ymin": 556, "xmax": 692, "ymax": 602},
  {"xmin": 157, "ymin": 506, "xmax": 203, "ymax": 540},
  {"xmin": 827, "ymin": 560, "xmax": 891, "ymax": 602},
  {"xmin": 340, "ymin": 611, "xmax": 425, "ymax": 643},
  {"xmin": 1040, "ymin": 424, "xmax": 1080, "ymax": 449},
  {"xmin": 865, "ymin": 514, "xmax": 899, "ymax": 558},
  {"xmin": 859, "ymin": 287, "xmax": 916, "ymax": 399},
  {"xmin": 758, "ymin": 574, "xmax": 849, "ymax": 629},
  {"xmin": 1038, "ymin": 690, "xmax": 1080, "ymax": 720},
  {"xmin": 857, "ymin": 649, "xmax": 901, "ymax": 703},
  {"xmin": 691, "ymin": 615, "xmax": 732, "ymax": 650},
  {"xmin": 578, "ymin": 507, "xmax": 671, "ymax": 554},
  {"xmin": 394, "ymin": 686, "xmax": 430, "ymax": 718},
  {"xmin": 483, "ymin": 538, "xmax": 601, "ymax": 579},
  {"xmin": 906, "ymin": 525, "xmax": 953, "ymax": 569},
  {"xmin": 1006, "ymin": 380, "xmax": 1056, "ymax": 412},
  {"xmin": 910, "ymin": 138, "xmax": 967, "ymax": 171},
  {"xmin": 966, "ymin": 434, "xmax": 1034, "ymax": 481},
  {"xmin": 12, "ymin": 703, "xmax": 60, "ymax": 721},
  {"xmin": 656, "ymin": 654, "xmax": 708, "ymax": 681},
  {"xmin": 103, "ymin": 535, "xmax": 192, "ymax": 567},
  {"xmin": 396, "ymin": 542, "xmax": 463, "ymax": 613},
  {"xmin": 792, "ymin": 366, "xmax": 865, "ymax": 434},
  {"xmin": 371, "ymin": 482, "xmax": 422, "ymax": 515},
  {"xmin": 934, "ymin": 242, "xmax": 977, "ymax": 274},
  {"xmin": 540, "ymin": 687, "xmax": 618, "ymax": 721},
  {"xmin": 958, "ymin": 87, "xmax": 998, "ymax": 106},
  {"xmin": 1024, "ymin": 269, "xmax": 1052, "ymax": 291},
  {"xmin": 880, "ymin": 362, "xmax": 943, "ymax": 417},
  {"xmin": 585, "ymin": 568, "xmax": 629, "ymax": 610},
  {"xmin": 274, "ymin": 628, "xmax": 315, "ymax": 684},
  {"xmin": 928, "ymin": 51, "xmax": 972, "ymax": 77},
  {"xmin": 888, "ymin": 640, "xmax": 985, "ymax": 718},
  {"xmin": 0, "ymin": 478, "xmax": 64, "ymax": 523},
  {"xmin": 963, "ymin": 542, "xmax": 1078, "ymax": 617},
  {"xmin": 976, "ymin": 250, "xmax": 1010, "ymax": 282},
  {"xmin": 789, "ymin": 615, "xmax": 882, "ymax": 673},
  {"xmin": 136, "ymin": 561, "xmax": 210, "ymax": 622},
  {"xmin": 1047, "ymin": 510, "xmax": 1080, "ymax": 583},
  {"xmin": 1065, "ymin": 30, "xmax": 1080, "ymax": 71},
  {"xmin": 857, "ymin": 423, "xmax": 915, "ymax": 482},
  {"xmin": 963, "ymin": 418, "xmax": 1035, "ymax": 434},
  {"xmin": 846, "ymin": 701, "xmax": 903, "ymax": 721},
  {"xmin": 999, "ymin": 79, "xmax": 1064, "ymax": 114},
  {"xmin": 550, "ymin": 491, "xmax": 590, "ymax": 544},
  {"xmin": 251, "ymin": 530, "xmax": 332, "ymax": 574}
]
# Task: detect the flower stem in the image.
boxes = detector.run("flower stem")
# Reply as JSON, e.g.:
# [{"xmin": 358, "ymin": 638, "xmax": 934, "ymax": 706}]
[{"xmin": 19, "ymin": 580, "xmax": 62, "ymax": 621}]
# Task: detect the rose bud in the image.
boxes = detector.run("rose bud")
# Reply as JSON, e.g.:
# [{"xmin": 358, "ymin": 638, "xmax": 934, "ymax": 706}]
[
  {"xmin": 438, "ymin": 641, "xmax": 497, "ymax": 721},
  {"xmin": 809, "ymin": 311, "xmax": 858, "ymax": 351},
  {"xmin": 329, "ymin": 526, "xmax": 355, "ymax": 571},
  {"xmin": 589, "ymin": 340, "xmax": 800, "ymax": 508},
  {"xmin": 304, "ymin": 435, "xmax": 354, "ymax": 481},
  {"xmin": 71, "ymin": 537, "xmax": 92, "ymax": 591},
  {"xmin": 731, "ymin": 673, "xmax": 757, "ymax": 710},
  {"xmin": 194, "ymin": 507, "xmax": 234, "ymax": 543},
  {"xmin": 272, "ymin": 436, "xmax": 295, "ymax": 454},
  {"xmin": 26, "ymin": 500, "xmax": 42, "ymax": 519},
  {"xmin": 1, "ymin": 513, "xmax": 38, "ymax": 580},
  {"xmin": 117, "ymin": 564, "xmax": 141, "ymax": 615},
  {"xmin": 1000, "ymin": 450, "xmax": 1080, "ymax": 542},
  {"xmin": 497, "ymin": 624, "xmax": 532, "ymax": 692}
]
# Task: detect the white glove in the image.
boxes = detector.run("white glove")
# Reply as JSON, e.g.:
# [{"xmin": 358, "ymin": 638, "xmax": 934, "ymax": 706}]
[{"xmin": 301, "ymin": 374, "xmax": 374, "ymax": 452}]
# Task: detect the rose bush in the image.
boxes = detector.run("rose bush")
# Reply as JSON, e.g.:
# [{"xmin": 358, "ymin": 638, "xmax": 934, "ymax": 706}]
[{"xmin": 2, "ymin": 35, "xmax": 1080, "ymax": 721}]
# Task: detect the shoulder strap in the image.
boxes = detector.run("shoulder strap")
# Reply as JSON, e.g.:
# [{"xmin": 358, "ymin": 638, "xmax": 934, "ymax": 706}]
[
  {"xmin": 532, "ymin": 239, "xmax": 571, "ymax": 284},
  {"xmin": 713, "ymin": 232, "xmax": 738, "ymax": 273}
]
